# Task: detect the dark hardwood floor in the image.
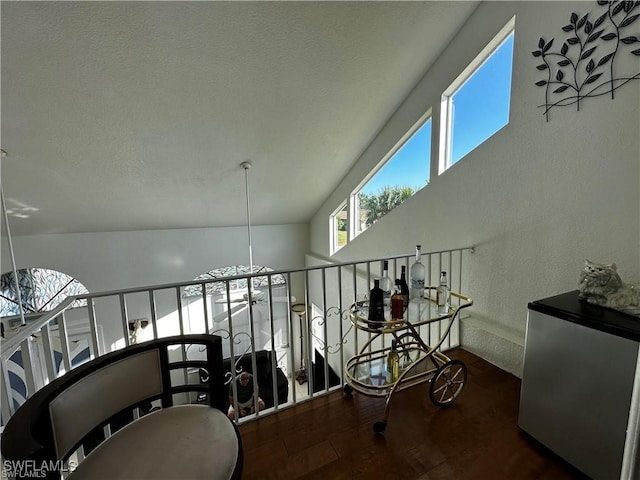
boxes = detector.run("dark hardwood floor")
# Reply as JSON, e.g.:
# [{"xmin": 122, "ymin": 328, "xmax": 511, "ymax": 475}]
[{"xmin": 238, "ymin": 348, "xmax": 589, "ymax": 479}]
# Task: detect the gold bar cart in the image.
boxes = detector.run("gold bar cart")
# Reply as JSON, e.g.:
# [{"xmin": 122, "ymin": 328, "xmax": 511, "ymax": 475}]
[{"xmin": 344, "ymin": 288, "xmax": 473, "ymax": 433}]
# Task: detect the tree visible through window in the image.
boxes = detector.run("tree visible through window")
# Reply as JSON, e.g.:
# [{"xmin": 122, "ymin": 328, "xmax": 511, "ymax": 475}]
[
  {"xmin": 354, "ymin": 118, "xmax": 431, "ymax": 237},
  {"xmin": 331, "ymin": 202, "xmax": 348, "ymax": 254},
  {"xmin": 358, "ymin": 186, "xmax": 415, "ymax": 227}
]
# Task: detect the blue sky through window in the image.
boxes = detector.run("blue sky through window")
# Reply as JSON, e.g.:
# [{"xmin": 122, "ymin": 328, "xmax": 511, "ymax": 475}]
[
  {"xmin": 342, "ymin": 25, "xmax": 515, "ymax": 246},
  {"xmin": 361, "ymin": 119, "xmax": 431, "ymax": 195},
  {"xmin": 361, "ymin": 32, "xmax": 514, "ymax": 193},
  {"xmin": 451, "ymin": 33, "xmax": 514, "ymax": 164}
]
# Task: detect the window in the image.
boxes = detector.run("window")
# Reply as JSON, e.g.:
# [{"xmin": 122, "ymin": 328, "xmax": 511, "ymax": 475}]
[
  {"xmin": 0, "ymin": 268, "xmax": 88, "ymax": 318},
  {"xmin": 439, "ymin": 17, "xmax": 515, "ymax": 174},
  {"xmin": 353, "ymin": 117, "xmax": 432, "ymax": 237},
  {"xmin": 183, "ymin": 265, "xmax": 286, "ymax": 297},
  {"xmin": 330, "ymin": 201, "xmax": 348, "ymax": 254}
]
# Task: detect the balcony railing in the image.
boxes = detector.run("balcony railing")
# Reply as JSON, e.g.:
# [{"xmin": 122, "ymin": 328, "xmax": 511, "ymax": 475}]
[{"xmin": 1, "ymin": 247, "xmax": 475, "ymax": 435}]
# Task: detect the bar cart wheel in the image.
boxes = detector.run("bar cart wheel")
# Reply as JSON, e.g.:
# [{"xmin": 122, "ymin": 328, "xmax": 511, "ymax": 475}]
[
  {"xmin": 429, "ymin": 359, "xmax": 467, "ymax": 407},
  {"xmin": 343, "ymin": 384, "xmax": 353, "ymax": 395},
  {"xmin": 373, "ymin": 420, "xmax": 387, "ymax": 434}
]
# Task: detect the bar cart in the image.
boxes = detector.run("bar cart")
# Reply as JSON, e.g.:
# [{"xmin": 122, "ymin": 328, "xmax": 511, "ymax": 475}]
[{"xmin": 344, "ymin": 288, "xmax": 473, "ymax": 433}]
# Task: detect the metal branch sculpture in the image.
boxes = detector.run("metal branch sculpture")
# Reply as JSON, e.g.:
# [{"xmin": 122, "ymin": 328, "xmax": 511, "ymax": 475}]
[{"xmin": 533, "ymin": 0, "xmax": 640, "ymax": 121}]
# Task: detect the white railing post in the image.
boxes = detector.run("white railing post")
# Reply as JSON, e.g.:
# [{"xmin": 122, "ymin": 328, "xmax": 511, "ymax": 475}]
[
  {"xmin": 337, "ymin": 265, "xmax": 344, "ymax": 387},
  {"xmin": 201, "ymin": 282, "xmax": 210, "ymax": 334},
  {"xmin": 40, "ymin": 323, "xmax": 56, "ymax": 383},
  {"xmin": 58, "ymin": 311, "xmax": 72, "ymax": 374},
  {"xmin": 149, "ymin": 291, "xmax": 159, "ymax": 340},
  {"xmin": 1, "ymin": 356, "xmax": 14, "ymax": 418},
  {"xmin": 176, "ymin": 287, "xmax": 185, "ymax": 337},
  {"xmin": 304, "ymin": 270, "xmax": 313, "ymax": 396},
  {"xmin": 87, "ymin": 299, "xmax": 100, "ymax": 358},
  {"xmin": 321, "ymin": 267, "xmax": 329, "ymax": 393},
  {"xmin": 20, "ymin": 339, "xmax": 36, "ymax": 398},
  {"xmin": 119, "ymin": 294, "xmax": 130, "ymax": 348}
]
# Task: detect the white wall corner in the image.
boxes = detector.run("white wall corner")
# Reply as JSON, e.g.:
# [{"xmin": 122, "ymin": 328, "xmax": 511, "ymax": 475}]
[{"xmin": 460, "ymin": 314, "xmax": 525, "ymax": 378}]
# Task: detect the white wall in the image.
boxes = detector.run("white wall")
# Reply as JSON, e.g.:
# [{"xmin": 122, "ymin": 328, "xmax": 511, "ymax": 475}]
[
  {"xmin": 309, "ymin": 1, "xmax": 640, "ymax": 376},
  {"xmin": 2, "ymin": 224, "xmax": 308, "ymax": 349},
  {"xmin": 3, "ymin": 224, "xmax": 308, "ymax": 292}
]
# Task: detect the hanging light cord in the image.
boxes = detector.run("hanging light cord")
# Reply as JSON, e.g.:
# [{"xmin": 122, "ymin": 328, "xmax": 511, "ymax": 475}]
[
  {"xmin": 1, "ymin": 187, "xmax": 26, "ymax": 327},
  {"xmin": 241, "ymin": 161, "xmax": 254, "ymax": 288}
]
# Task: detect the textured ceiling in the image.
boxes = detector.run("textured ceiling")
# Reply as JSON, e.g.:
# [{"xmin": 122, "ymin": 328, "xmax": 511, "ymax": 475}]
[{"xmin": 1, "ymin": 1, "xmax": 479, "ymax": 237}]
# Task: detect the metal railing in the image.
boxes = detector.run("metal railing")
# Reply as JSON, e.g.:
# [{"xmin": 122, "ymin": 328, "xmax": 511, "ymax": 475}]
[{"xmin": 1, "ymin": 246, "xmax": 474, "ymax": 430}]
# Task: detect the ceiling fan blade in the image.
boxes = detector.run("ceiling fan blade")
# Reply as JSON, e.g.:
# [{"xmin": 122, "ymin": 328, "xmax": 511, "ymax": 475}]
[
  {"xmin": 268, "ymin": 295, "xmax": 296, "ymax": 303},
  {"xmin": 212, "ymin": 292, "xmax": 295, "ymax": 304},
  {"xmin": 214, "ymin": 298, "xmax": 247, "ymax": 304}
]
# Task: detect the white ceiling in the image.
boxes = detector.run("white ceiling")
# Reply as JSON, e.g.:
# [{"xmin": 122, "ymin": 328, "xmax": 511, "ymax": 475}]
[{"xmin": 1, "ymin": 1, "xmax": 479, "ymax": 237}]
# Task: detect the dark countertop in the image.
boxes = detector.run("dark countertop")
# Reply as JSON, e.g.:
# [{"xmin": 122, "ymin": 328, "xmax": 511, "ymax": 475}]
[{"xmin": 528, "ymin": 290, "xmax": 640, "ymax": 343}]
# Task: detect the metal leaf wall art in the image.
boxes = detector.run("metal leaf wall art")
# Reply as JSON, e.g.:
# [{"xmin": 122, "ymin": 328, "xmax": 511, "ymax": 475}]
[{"xmin": 533, "ymin": 0, "xmax": 640, "ymax": 121}]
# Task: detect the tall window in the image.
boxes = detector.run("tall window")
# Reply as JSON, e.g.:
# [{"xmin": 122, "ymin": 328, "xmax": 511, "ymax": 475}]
[
  {"xmin": 0, "ymin": 268, "xmax": 88, "ymax": 318},
  {"xmin": 353, "ymin": 117, "xmax": 432, "ymax": 238},
  {"xmin": 330, "ymin": 201, "xmax": 349, "ymax": 254},
  {"xmin": 439, "ymin": 17, "xmax": 515, "ymax": 174}
]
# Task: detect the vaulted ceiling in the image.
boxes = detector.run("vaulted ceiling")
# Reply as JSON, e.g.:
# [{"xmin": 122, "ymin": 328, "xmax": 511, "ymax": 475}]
[{"xmin": 1, "ymin": 1, "xmax": 479, "ymax": 237}]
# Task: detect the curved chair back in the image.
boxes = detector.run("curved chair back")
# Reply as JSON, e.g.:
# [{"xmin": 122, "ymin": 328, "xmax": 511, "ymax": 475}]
[{"xmin": 2, "ymin": 334, "xmax": 226, "ymax": 467}]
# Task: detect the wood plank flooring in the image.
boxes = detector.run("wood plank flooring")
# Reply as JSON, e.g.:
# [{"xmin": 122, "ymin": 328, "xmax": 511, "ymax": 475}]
[{"xmin": 238, "ymin": 348, "xmax": 590, "ymax": 479}]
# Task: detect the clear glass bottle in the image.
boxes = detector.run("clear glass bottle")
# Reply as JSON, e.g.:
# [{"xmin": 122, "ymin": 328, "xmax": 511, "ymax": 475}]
[
  {"xmin": 387, "ymin": 339, "xmax": 400, "ymax": 383},
  {"xmin": 380, "ymin": 260, "xmax": 392, "ymax": 308},
  {"xmin": 400, "ymin": 265, "xmax": 410, "ymax": 311},
  {"xmin": 391, "ymin": 279, "xmax": 404, "ymax": 322},
  {"xmin": 437, "ymin": 271, "xmax": 449, "ymax": 315},
  {"xmin": 367, "ymin": 279, "xmax": 384, "ymax": 330},
  {"xmin": 410, "ymin": 245, "xmax": 425, "ymax": 301}
]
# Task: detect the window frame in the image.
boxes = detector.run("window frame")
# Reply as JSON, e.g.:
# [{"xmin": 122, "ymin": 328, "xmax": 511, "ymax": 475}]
[
  {"xmin": 0, "ymin": 268, "xmax": 89, "ymax": 318},
  {"xmin": 185, "ymin": 265, "xmax": 286, "ymax": 298},
  {"xmin": 351, "ymin": 112, "xmax": 433, "ymax": 239},
  {"xmin": 330, "ymin": 200, "xmax": 349, "ymax": 255},
  {"xmin": 438, "ymin": 16, "xmax": 515, "ymax": 175}
]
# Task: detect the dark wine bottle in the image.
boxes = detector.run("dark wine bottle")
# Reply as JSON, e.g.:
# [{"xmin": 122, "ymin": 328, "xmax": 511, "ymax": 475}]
[
  {"xmin": 400, "ymin": 265, "xmax": 410, "ymax": 311},
  {"xmin": 368, "ymin": 279, "xmax": 384, "ymax": 329}
]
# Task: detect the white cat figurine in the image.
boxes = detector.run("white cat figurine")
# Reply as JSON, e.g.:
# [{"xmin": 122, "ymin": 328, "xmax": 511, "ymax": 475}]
[{"xmin": 578, "ymin": 260, "xmax": 640, "ymax": 317}]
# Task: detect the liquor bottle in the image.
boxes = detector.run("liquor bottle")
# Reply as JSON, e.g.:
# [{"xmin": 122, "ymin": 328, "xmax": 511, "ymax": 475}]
[
  {"xmin": 399, "ymin": 265, "xmax": 410, "ymax": 311},
  {"xmin": 410, "ymin": 245, "xmax": 425, "ymax": 301},
  {"xmin": 367, "ymin": 279, "xmax": 384, "ymax": 330},
  {"xmin": 437, "ymin": 271, "xmax": 449, "ymax": 315},
  {"xmin": 380, "ymin": 260, "xmax": 392, "ymax": 308},
  {"xmin": 387, "ymin": 339, "xmax": 400, "ymax": 383},
  {"xmin": 391, "ymin": 280, "xmax": 404, "ymax": 322}
]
